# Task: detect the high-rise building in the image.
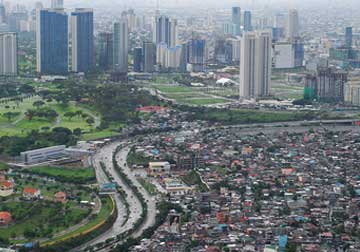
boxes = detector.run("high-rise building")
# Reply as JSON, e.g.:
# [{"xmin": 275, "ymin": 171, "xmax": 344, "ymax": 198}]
[
  {"xmin": 179, "ymin": 42, "xmax": 188, "ymax": 73},
  {"xmin": 36, "ymin": 9, "xmax": 68, "ymax": 75},
  {"xmin": 98, "ymin": 32, "xmax": 113, "ymax": 70},
  {"xmin": 133, "ymin": 47, "xmax": 142, "ymax": 72},
  {"xmin": 243, "ymin": 11, "xmax": 252, "ymax": 32},
  {"xmin": 0, "ymin": 3, "xmax": 6, "ymax": 24},
  {"xmin": 0, "ymin": 32, "xmax": 17, "ymax": 76},
  {"xmin": 51, "ymin": 0, "xmax": 64, "ymax": 9},
  {"xmin": 287, "ymin": 9, "xmax": 299, "ymax": 40},
  {"xmin": 317, "ymin": 67, "xmax": 347, "ymax": 101},
  {"xmin": 143, "ymin": 41, "xmax": 155, "ymax": 73},
  {"xmin": 113, "ymin": 19, "xmax": 128, "ymax": 74},
  {"xmin": 169, "ymin": 19, "xmax": 178, "ymax": 48},
  {"xmin": 232, "ymin": 7, "xmax": 241, "ymax": 36},
  {"xmin": 239, "ymin": 31, "xmax": 272, "ymax": 99},
  {"xmin": 155, "ymin": 15, "xmax": 169, "ymax": 45},
  {"xmin": 154, "ymin": 15, "xmax": 177, "ymax": 48},
  {"xmin": 345, "ymin": 27, "xmax": 353, "ymax": 48},
  {"xmin": 70, "ymin": 8, "xmax": 94, "ymax": 73},
  {"xmin": 188, "ymin": 39, "xmax": 206, "ymax": 72}
]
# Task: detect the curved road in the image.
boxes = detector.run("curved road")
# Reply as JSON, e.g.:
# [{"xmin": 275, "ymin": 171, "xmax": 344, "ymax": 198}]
[{"xmin": 76, "ymin": 142, "xmax": 156, "ymax": 252}]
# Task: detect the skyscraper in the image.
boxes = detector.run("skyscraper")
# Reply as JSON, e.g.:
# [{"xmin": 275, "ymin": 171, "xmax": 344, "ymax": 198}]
[
  {"xmin": 133, "ymin": 47, "xmax": 142, "ymax": 72},
  {"xmin": 243, "ymin": 11, "xmax": 252, "ymax": 32},
  {"xmin": 0, "ymin": 3, "xmax": 6, "ymax": 24},
  {"xmin": 232, "ymin": 7, "xmax": 241, "ymax": 36},
  {"xmin": 143, "ymin": 41, "xmax": 155, "ymax": 73},
  {"xmin": 345, "ymin": 27, "xmax": 353, "ymax": 48},
  {"xmin": 36, "ymin": 9, "xmax": 68, "ymax": 75},
  {"xmin": 51, "ymin": 0, "xmax": 64, "ymax": 9},
  {"xmin": 169, "ymin": 19, "xmax": 178, "ymax": 48},
  {"xmin": 98, "ymin": 32, "xmax": 113, "ymax": 70},
  {"xmin": 287, "ymin": 9, "xmax": 299, "ymax": 40},
  {"xmin": 155, "ymin": 15, "xmax": 170, "ymax": 45},
  {"xmin": 239, "ymin": 31, "xmax": 272, "ymax": 99},
  {"xmin": 0, "ymin": 32, "xmax": 17, "ymax": 76},
  {"xmin": 113, "ymin": 19, "xmax": 128, "ymax": 74},
  {"xmin": 188, "ymin": 39, "xmax": 206, "ymax": 72},
  {"xmin": 70, "ymin": 8, "xmax": 94, "ymax": 73}
]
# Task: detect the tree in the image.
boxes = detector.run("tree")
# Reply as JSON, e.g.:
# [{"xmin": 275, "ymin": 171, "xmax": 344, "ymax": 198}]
[
  {"xmin": 64, "ymin": 111, "xmax": 75, "ymax": 121},
  {"xmin": 33, "ymin": 100, "xmax": 45, "ymax": 109},
  {"xmin": 86, "ymin": 117, "xmax": 95, "ymax": 127},
  {"xmin": 73, "ymin": 128, "xmax": 82, "ymax": 137},
  {"xmin": 3, "ymin": 112, "xmax": 20, "ymax": 122},
  {"xmin": 25, "ymin": 109, "xmax": 36, "ymax": 121}
]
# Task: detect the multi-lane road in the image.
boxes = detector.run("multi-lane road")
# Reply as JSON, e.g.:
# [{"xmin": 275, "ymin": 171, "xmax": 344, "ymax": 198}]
[{"xmin": 75, "ymin": 141, "xmax": 157, "ymax": 252}]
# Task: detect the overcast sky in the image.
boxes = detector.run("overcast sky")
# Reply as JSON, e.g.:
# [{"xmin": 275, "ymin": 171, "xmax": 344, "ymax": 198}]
[{"xmin": 9, "ymin": 0, "xmax": 360, "ymax": 9}]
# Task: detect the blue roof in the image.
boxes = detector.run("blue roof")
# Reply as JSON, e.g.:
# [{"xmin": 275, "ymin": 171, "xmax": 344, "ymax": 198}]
[{"xmin": 279, "ymin": 235, "xmax": 288, "ymax": 248}]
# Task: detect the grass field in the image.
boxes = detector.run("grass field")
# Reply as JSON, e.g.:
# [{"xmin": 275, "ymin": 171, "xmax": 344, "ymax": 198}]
[
  {"xmin": 0, "ymin": 97, "xmax": 98, "ymax": 137},
  {"xmin": 178, "ymin": 98, "xmax": 229, "ymax": 105},
  {"xmin": 26, "ymin": 166, "xmax": 96, "ymax": 184},
  {"xmin": 153, "ymin": 85, "xmax": 198, "ymax": 93},
  {"xmin": 0, "ymin": 201, "xmax": 90, "ymax": 243},
  {"xmin": 42, "ymin": 196, "xmax": 114, "ymax": 246}
]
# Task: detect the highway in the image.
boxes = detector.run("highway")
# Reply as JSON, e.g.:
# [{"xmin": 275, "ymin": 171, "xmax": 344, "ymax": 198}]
[{"xmin": 76, "ymin": 142, "xmax": 157, "ymax": 252}]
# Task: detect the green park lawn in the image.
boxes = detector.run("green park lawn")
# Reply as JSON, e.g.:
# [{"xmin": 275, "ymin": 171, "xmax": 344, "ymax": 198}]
[
  {"xmin": 26, "ymin": 166, "xmax": 96, "ymax": 184},
  {"xmin": 0, "ymin": 201, "xmax": 90, "ymax": 243},
  {"xmin": 0, "ymin": 97, "xmax": 98, "ymax": 137},
  {"xmin": 42, "ymin": 196, "xmax": 114, "ymax": 246},
  {"xmin": 153, "ymin": 85, "xmax": 198, "ymax": 93},
  {"xmin": 179, "ymin": 98, "xmax": 229, "ymax": 105}
]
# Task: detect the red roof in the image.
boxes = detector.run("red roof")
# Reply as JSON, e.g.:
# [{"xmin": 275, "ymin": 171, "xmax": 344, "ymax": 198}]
[
  {"xmin": 0, "ymin": 211, "xmax": 12, "ymax": 223},
  {"xmin": 0, "ymin": 181, "xmax": 13, "ymax": 188},
  {"xmin": 136, "ymin": 106, "xmax": 167, "ymax": 113},
  {"xmin": 55, "ymin": 191, "xmax": 66, "ymax": 197},
  {"xmin": 23, "ymin": 187, "xmax": 38, "ymax": 195}
]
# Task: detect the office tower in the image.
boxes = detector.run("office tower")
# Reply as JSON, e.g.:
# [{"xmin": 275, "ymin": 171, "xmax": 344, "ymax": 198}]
[
  {"xmin": 345, "ymin": 27, "xmax": 353, "ymax": 48},
  {"xmin": 155, "ymin": 15, "xmax": 170, "ymax": 45},
  {"xmin": 0, "ymin": 3, "xmax": 6, "ymax": 23},
  {"xmin": 166, "ymin": 45, "xmax": 182, "ymax": 69},
  {"xmin": 143, "ymin": 41, "xmax": 155, "ymax": 73},
  {"xmin": 287, "ymin": 9, "xmax": 299, "ymax": 40},
  {"xmin": 70, "ymin": 9, "xmax": 94, "ymax": 73},
  {"xmin": 274, "ymin": 13, "xmax": 286, "ymax": 29},
  {"xmin": 232, "ymin": 7, "xmax": 241, "ymax": 36},
  {"xmin": 113, "ymin": 19, "xmax": 128, "ymax": 74},
  {"xmin": 133, "ymin": 47, "xmax": 142, "ymax": 72},
  {"xmin": 179, "ymin": 42, "xmax": 188, "ymax": 72},
  {"xmin": 51, "ymin": 0, "xmax": 64, "ymax": 9},
  {"xmin": 0, "ymin": 32, "xmax": 17, "ymax": 75},
  {"xmin": 8, "ymin": 12, "xmax": 28, "ymax": 32},
  {"xmin": 98, "ymin": 32, "xmax": 113, "ymax": 70},
  {"xmin": 294, "ymin": 40, "xmax": 304, "ymax": 67},
  {"xmin": 36, "ymin": 9, "xmax": 68, "ymax": 75},
  {"xmin": 127, "ymin": 9, "xmax": 136, "ymax": 32},
  {"xmin": 222, "ymin": 22, "xmax": 237, "ymax": 36},
  {"xmin": 156, "ymin": 42, "xmax": 168, "ymax": 67},
  {"xmin": 243, "ymin": 11, "xmax": 252, "ymax": 32},
  {"xmin": 188, "ymin": 39, "xmax": 206, "ymax": 72},
  {"xmin": 154, "ymin": 15, "xmax": 177, "ymax": 47},
  {"xmin": 169, "ymin": 19, "xmax": 178, "ymax": 48},
  {"xmin": 239, "ymin": 31, "xmax": 272, "ymax": 99}
]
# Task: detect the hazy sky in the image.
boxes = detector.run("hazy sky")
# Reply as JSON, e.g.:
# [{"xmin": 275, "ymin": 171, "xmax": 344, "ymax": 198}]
[{"xmin": 9, "ymin": 0, "xmax": 360, "ymax": 9}]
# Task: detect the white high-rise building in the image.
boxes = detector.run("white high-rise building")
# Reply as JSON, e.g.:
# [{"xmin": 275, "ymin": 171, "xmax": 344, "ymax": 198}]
[
  {"xmin": 239, "ymin": 31, "xmax": 272, "ymax": 99},
  {"xmin": 51, "ymin": 0, "xmax": 63, "ymax": 9},
  {"xmin": 287, "ymin": 9, "xmax": 299, "ymax": 40},
  {"xmin": 0, "ymin": 32, "xmax": 17, "ymax": 76},
  {"xmin": 113, "ymin": 19, "xmax": 128, "ymax": 73}
]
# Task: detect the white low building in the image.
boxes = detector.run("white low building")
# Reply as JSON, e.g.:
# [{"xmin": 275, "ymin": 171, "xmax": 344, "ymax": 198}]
[{"xmin": 148, "ymin": 161, "xmax": 171, "ymax": 177}]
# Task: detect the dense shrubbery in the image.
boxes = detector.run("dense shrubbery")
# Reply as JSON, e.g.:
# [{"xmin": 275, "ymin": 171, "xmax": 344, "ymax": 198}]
[
  {"xmin": 23, "ymin": 166, "xmax": 96, "ymax": 184},
  {"xmin": 0, "ymin": 127, "xmax": 78, "ymax": 156}
]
